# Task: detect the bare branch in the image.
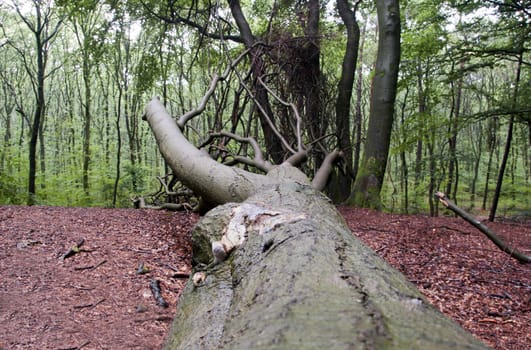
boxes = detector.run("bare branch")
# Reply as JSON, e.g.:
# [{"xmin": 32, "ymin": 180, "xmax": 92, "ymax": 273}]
[
  {"xmin": 139, "ymin": 0, "xmax": 244, "ymax": 43},
  {"xmin": 132, "ymin": 196, "xmax": 194, "ymax": 212},
  {"xmin": 156, "ymin": 175, "xmax": 193, "ymax": 197},
  {"xmin": 284, "ymin": 150, "xmax": 308, "ymax": 167},
  {"xmin": 312, "ymin": 149, "xmax": 342, "ymax": 191},
  {"xmin": 257, "ymin": 76, "xmax": 304, "ymax": 152},
  {"xmin": 435, "ymin": 192, "xmax": 530, "ymax": 263},
  {"xmin": 200, "ymin": 131, "xmax": 273, "ymax": 172},
  {"xmin": 227, "ymin": 55, "xmax": 296, "ymax": 156},
  {"xmin": 177, "ymin": 48, "xmax": 250, "ymax": 128}
]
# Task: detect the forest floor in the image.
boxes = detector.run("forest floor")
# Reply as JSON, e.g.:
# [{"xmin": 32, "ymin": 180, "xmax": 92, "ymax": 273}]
[{"xmin": 0, "ymin": 205, "xmax": 529, "ymax": 350}]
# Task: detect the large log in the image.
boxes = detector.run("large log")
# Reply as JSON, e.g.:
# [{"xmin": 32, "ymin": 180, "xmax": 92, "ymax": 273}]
[{"xmin": 164, "ymin": 183, "xmax": 489, "ymax": 349}]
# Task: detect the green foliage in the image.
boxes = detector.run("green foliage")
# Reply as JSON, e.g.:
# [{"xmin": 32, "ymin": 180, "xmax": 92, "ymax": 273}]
[
  {"xmin": 133, "ymin": 51, "xmax": 162, "ymax": 96},
  {"xmin": 0, "ymin": 0, "xmax": 528, "ymax": 218},
  {"xmin": 0, "ymin": 172, "xmax": 26, "ymax": 205}
]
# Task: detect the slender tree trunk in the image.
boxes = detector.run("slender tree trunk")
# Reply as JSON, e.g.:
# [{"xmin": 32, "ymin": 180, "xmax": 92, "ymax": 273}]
[
  {"xmin": 399, "ymin": 87, "xmax": 410, "ymax": 213},
  {"xmin": 328, "ymin": 0, "xmax": 360, "ymax": 203},
  {"xmin": 82, "ymin": 56, "xmax": 92, "ymax": 196},
  {"xmin": 525, "ymin": 121, "xmax": 530, "ymax": 183},
  {"xmin": 28, "ymin": 37, "xmax": 45, "ymax": 205},
  {"xmin": 113, "ymin": 87, "xmax": 122, "ymax": 207},
  {"xmin": 112, "ymin": 22, "xmax": 126, "ymax": 207},
  {"xmin": 39, "ymin": 119, "xmax": 45, "ymax": 190},
  {"xmin": 528, "ymin": 121, "xmax": 531, "ymax": 179},
  {"xmin": 489, "ymin": 50, "xmax": 523, "ymax": 221},
  {"xmin": 470, "ymin": 124, "xmax": 482, "ymax": 208},
  {"xmin": 304, "ymin": 0, "xmax": 323, "ymax": 172},
  {"xmin": 1, "ymin": 105, "xmax": 12, "ymax": 171},
  {"xmin": 446, "ymin": 61, "xmax": 463, "ymax": 202},
  {"xmin": 482, "ymin": 117, "xmax": 497, "ymax": 210},
  {"xmin": 414, "ymin": 59, "xmax": 426, "ymax": 210},
  {"xmin": 428, "ymin": 133, "xmax": 436, "ymax": 216},
  {"xmin": 489, "ymin": 116, "xmax": 514, "ymax": 220},
  {"xmin": 348, "ymin": 0, "xmax": 400, "ymax": 209},
  {"xmin": 228, "ymin": 0, "xmax": 284, "ymax": 163},
  {"xmin": 353, "ymin": 19, "xmax": 367, "ymax": 183}
]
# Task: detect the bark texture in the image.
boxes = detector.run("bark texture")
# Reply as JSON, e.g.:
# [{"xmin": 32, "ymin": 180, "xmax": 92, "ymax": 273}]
[
  {"xmin": 164, "ymin": 184, "xmax": 489, "ymax": 350},
  {"xmin": 348, "ymin": 0, "xmax": 400, "ymax": 208}
]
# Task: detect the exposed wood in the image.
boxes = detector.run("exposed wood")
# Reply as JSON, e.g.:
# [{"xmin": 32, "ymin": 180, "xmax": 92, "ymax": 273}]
[
  {"xmin": 435, "ymin": 192, "xmax": 530, "ymax": 263},
  {"xmin": 164, "ymin": 185, "xmax": 489, "ymax": 349}
]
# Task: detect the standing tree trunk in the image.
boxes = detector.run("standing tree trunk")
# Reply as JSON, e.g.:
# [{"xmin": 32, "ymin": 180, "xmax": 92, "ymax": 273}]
[
  {"xmin": 398, "ymin": 87, "xmax": 410, "ymax": 213},
  {"xmin": 143, "ymin": 98, "xmax": 488, "ymax": 350},
  {"xmin": 81, "ymin": 55, "xmax": 92, "ymax": 196},
  {"xmin": 302, "ymin": 0, "xmax": 323, "ymax": 172},
  {"xmin": 446, "ymin": 61, "xmax": 463, "ymax": 202},
  {"xmin": 353, "ymin": 19, "xmax": 367, "ymax": 184},
  {"xmin": 12, "ymin": 1, "xmax": 62, "ymax": 205},
  {"xmin": 348, "ymin": 0, "xmax": 400, "ymax": 209},
  {"xmin": 327, "ymin": 0, "xmax": 360, "ymax": 202},
  {"xmin": 27, "ymin": 29, "xmax": 45, "ymax": 205},
  {"xmin": 228, "ymin": 0, "xmax": 284, "ymax": 164},
  {"xmin": 482, "ymin": 117, "xmax": 497, "ymax": 210},
  {"xmin": 489, "ymin": 50, "xmax": 523, "ymax": 221}
]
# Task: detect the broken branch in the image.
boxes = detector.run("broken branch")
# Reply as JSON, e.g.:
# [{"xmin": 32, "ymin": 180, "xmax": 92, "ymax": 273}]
[
  {"xmin": 149, "ymin": 278, "xmax": 169, "ymax": 308},
  {"xmin": 435, "ymin": 192, "xmax": 530, "ymax": 263},
  {"xmin": 61, "ymin": 239, "xmax": 85, "ymax": 260}
]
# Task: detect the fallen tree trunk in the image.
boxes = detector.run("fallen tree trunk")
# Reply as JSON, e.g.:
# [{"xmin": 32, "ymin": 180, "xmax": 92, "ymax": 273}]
[
  {"xmin": 143, "ymin": 98, "xmax": 488, "ymax": 349},
  {"xmin": 163, "ymin": 185, "xmax": 489, "ymax": 349}
]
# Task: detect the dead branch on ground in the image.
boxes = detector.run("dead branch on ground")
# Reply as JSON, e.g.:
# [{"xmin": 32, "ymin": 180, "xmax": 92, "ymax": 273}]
[
  {"xmin": 150, "ymin": 279, "xmax": 169, "ymax": 308},
  {"xmin": 61, "ymin": 239, "xmax": 85, "ymax": 260},
  {"xmin": 435, "ymin": 191, "xmax": 530, "ymax": 263}
]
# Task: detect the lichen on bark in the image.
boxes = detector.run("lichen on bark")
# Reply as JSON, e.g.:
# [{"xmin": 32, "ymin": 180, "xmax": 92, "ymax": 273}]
[{"xmin": 164, "ymin": 184, "xmax": 489, "ymax": 350}]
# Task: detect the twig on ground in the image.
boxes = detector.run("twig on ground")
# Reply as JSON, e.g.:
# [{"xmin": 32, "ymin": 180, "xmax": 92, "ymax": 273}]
[
  {"xmin": 74, "ymin": 259, "xmax": 107, "ymax": 271},
  {"xmin": 149, "ymin": 279, "xmax": 169, "ymax": 308},
  {"xmin": 61, "ymin": 239, "xmax": 85, "ymax": 260},
  {"xmin": 137, "ymin": 262, "xmax": 150, "ymax": 274},
  {"xmin": 58, "ymin": 340, "xmax": 90, "ymax": 350},
  {"xmin": 73, "ymin": 298, "xmax": 105, "ymax": 310}
]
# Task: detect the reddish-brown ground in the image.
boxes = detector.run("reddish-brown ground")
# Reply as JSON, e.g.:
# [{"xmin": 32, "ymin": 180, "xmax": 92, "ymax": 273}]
[{"xmin": 0, "ymin": 205, "xmax": 529, "ymax": 350}]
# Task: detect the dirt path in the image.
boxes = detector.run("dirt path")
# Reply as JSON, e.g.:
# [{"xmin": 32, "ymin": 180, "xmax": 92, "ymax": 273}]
[{"xmin": 1, "ymin": 205, "xmax": 529, "ymax": 349}]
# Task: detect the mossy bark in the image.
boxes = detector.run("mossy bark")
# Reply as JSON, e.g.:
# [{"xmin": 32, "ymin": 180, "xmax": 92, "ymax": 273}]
[
  {"xmin": 164, "ymin": 183, "xmax": 489, "ymax": 350},
  {"xmin": 348, "ymin": 156, "xmax": 385, "ymax": 209}
]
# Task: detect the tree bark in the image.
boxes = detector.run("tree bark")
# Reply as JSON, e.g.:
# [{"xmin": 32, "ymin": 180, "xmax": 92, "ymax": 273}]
[
  {"xmin": 144, "ymin": 99, "xmax": 488, "ymax": 350},
  {"xmin": 348, "ymin": 0, "xmax": 400, "ymax": 209},
  {"xmin": 327, "ymin": 0, "xmax": 360, "ymax": 203},
  {"xmin": 489, "ymin": 50, "xmax": 523, "ymax": 221},
  {"xmin": 228, "ymin": 0, "xmax": 284, "ymax": 163},
  {"xmin": 163, "ymin": 185, "xmax": 489, "ymax": 349}
]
